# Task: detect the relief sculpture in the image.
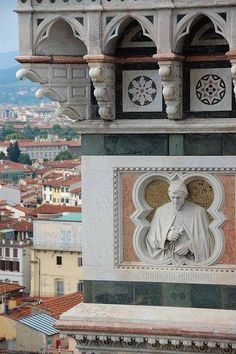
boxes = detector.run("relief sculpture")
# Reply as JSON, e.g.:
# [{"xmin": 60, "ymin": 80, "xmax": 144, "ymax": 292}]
[
  {"xmin": 145, "ymin": 178, "xmax": 213, "ymax": 265},
  {"xmin": 129, "ymin": 171, "xmax": 226, "ymax": 267}
]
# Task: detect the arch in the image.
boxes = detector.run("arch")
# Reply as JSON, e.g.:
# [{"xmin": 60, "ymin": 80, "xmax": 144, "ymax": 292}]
[
  {"xmin": 103, "ymin": 13, "xmax": 157, "ymax": 55},
  {"xmin": 35, "ymin": 16, "xmax": 88, "ymax": 55},
  {"xmin": 174, "ymin": 12, "xmax": 229, "ymax": 53}
]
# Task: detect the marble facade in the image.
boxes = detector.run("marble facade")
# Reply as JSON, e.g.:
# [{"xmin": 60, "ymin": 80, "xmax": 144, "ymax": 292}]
[{"xmin": 15, "ymin": 0, "xmax": 236, "ymax": 353}]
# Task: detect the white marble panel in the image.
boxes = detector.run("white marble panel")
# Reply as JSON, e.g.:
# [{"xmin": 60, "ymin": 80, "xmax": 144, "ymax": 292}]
[
  {"xmin": 82, "ymin": 156, "xmax": 236, "ymax": 285},
  {"xmin": 190, "ymin": 68, "xmax": 232, "ymax": 111},
  {"xmin": 122, "ymin": 70, "xmax": 163, "ymax": 112}
]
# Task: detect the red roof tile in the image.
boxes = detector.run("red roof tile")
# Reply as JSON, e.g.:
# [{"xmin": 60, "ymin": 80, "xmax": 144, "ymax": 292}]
[
  {"xmin": 0, "ymin": 282, "xmax": 25, "ymax": 295},
  {"xmin": 30, "ymin": 204, "xmax": 82, "ymax": 216},
  {"xmin": 7, "ymin": 306, "xmax": 32, "ymax": 320},
  {"xmin": 38, "ymin": 292, "xmax": 83, "ymax": 319}
]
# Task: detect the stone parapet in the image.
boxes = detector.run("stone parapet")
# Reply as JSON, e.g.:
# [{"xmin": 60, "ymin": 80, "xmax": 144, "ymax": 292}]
[{"xmin": 55, "ymin": 303, "xmax": 236, "ymax": 353}]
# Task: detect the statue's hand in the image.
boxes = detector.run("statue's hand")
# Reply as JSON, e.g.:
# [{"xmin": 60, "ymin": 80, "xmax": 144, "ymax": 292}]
[
  {"xmin": 174, "ymin": 245, "xmax": 190, "ymax": 256},
  {"xmin": 167, "ymin": 227, "xmax": 180, "ymax": 242}
]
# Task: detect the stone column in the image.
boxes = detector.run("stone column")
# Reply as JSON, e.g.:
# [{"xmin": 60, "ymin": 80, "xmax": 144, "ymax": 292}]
[
  {"xmin": 153, "ymin": 53, "xmax": 184, "ymax": 120},
  {"xmin": 84, "ymin": 55, "xmax": 116, "ymax": 121}
]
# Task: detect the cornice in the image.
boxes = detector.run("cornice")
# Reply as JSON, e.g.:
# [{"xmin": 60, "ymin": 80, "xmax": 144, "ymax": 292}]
[{"xmin": 74, "ymin": 118, "xmax": 236, "ymax": 134}]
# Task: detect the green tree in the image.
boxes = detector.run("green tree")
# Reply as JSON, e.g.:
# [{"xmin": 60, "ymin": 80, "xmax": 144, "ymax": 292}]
[
  {"xmin": 51, "ymin": 124, "xmax": 62, "ymax": 135},
  {"xmin": 54, "ymin": 150, "xmax": 73, "ymax": 161},
  {"xmin": 0, "ymin": 151, "xmax": 7, "ymax": 160},
  {"xmin": 5, "ymin": 133, "xmax": 26, "ymax": 141},
  {"xmin": 7, "ymin": 141, "xmax": 21, "ymax": 162},
  {"xmin": 18, "ymin": 153, "xmax": 32, "ymax": 165}
]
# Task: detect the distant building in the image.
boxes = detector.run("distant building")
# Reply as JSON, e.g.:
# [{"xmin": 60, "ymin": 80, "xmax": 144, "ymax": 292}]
[
  {"xmin": 0, "ymin": 185, "xmax": 20, "ymax": 205},
  {"xmin": 0, "ymin": 139, "xmax": 81, "ymax": 161},
  {"xmin": 42, "ymin": 176, "xmax": 81, "ymax": 206},
  {"xmin": 0, "ymin": 161, "xmax": 32, "ymax": 184},
  {"xmin": 0, "ymin": 220, "xmax": 33, "ymax": 293},
  {"xmin": 31, "ymin": 212, "xmax": 83, "ymax": 297}
]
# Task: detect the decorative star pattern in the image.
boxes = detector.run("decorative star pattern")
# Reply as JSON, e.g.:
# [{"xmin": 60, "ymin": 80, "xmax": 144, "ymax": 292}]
[
  {"xmin": 196, "ymin": 74, "xmax": 226, "ymax": 105},
  {"xmin": 128, "ymin": 76, "xmax": 157, "ymax": 106}
]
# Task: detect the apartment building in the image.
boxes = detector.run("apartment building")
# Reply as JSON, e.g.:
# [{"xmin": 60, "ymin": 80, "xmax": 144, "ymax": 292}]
[
  {"xmin": 31, "ymin": 212, "xmax": 83, "ymax": 297},
  {"xmin": 42, "ymin": 176, "xmax": 81, "ymax": 206}
]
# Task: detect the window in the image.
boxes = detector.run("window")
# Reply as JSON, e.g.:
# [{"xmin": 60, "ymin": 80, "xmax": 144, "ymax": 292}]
[
  {"xmin": 78, "ymin": 257, "xmax": 83, "ymax": 267},
  {"xmin": 0, "ymin": 260, "xmax": 5, "ymax": 270},
  {"xmin": 13, "ymin": 261, "xmax": 19, "ymax": 272},
  {"xmin": 9, "ymin": 262, "xmax": 13, "ymax": 272},
  {"xmin": 77, "ymin": 281, "xmax": 84, "ymax": 292},
  {"xmin": 0, "ymin": 248, "xmax": 2, "ymax": 257},
  {"xmin": 55, "ymin": 279, "xmax": 64, "ymax": 296},
  {"xmin": 56, "ymin": 256, "xmax": 62, "ymax": 265},
  {"xmin": 5, "ymin": 248, "xmax": 10, "ymax": 257},
  {"xmin": 13, "ymin": 249, "xmax": 18, "ymax": 258},
  {"xmin": 61, "ymin": 198, "xmax": 64, "ymax": 203}
]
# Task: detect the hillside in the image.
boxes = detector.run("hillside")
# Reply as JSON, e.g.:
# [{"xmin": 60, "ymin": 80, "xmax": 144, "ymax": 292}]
[
  {"xmin": 0, "ymin": 51, "xmax": 19, "ymax": 70},
  {"xmin": 0, "ymin": 64, "xmax": 42, "ymax": 105}
]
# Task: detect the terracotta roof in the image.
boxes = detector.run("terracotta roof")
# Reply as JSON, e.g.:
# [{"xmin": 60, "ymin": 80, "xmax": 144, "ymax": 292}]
[
  {"xmin": 0, "ymin": 161, "xmax": 32, "ymax": 173},
  {"xmin": 44, "ymin": 160, "xmax": 80, "ymax": 169},
  {"xmin": 0, "ymin": 140, "xmax": 80, "ymax": 148},
  {"xmin": 5, "ymin": 292, "xmax": 83, "ymax": 321},
  {"xmin": 0, "ymin": 282, "xmax": 25, "ymax": 295},
  {"xmin": 43, "ymin": 176, "xmax": 81, "ymax": 188},
  {"xmin": 7, "ymin": 306, "xmax": 32, "ymax": 320},
  {"xmin": 8, "ymin": 205, "xmax": 34, "ymax": 215},
  {"xmin": 37, "ymin": 292, "xmax": 83, "ymax": 319},
  {"xmin": 0, "ymin": 220, "xmax": 32, "ymax": 232},
  {"xmin": 70, "ymin": 187, "xmax": 81, "ymax": 194},
  {"xmin": 30, "ymin": 204, "xmax": 82, "ymax": 216}
]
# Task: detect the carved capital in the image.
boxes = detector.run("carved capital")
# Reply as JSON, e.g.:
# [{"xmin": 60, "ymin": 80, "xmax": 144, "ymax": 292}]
[
  {"xmin": 158, "ymin": 61, "xmax": 183, "ymax": 120},
  {"xmin": 87, "ymin": 61, "xmax": 115, "ymax": 121}
]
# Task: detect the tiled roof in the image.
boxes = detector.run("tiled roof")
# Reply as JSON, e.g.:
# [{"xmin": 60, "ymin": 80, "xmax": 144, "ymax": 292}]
[
  {"xmin": 8, "ymin": 205, "xmax": 34, "ymax": 215},
  {"xmin": 0, "ymin": 161, "xmax": 32, "ymax": 173},
  {"xmin": 0, "ymin": 140, "xmax": 80, "ymax": 148},
  {"xmin": 30, "ymin": 204, "xmax": 82, "ymax": 216},
  {"xmin": 43, "ymin": 176, "xmax": 81, "ymax": 188},
  {"xmin": 7, "ymin": 306, "xmax": 32, "ymax": 320},
  {"xmin": 5, "ymin": 292, "xmax": 83, "ymax": 321},
  {"xmin": 0, "ymin": 220, "xmax": 33, "ymax": 232},
  {"xmin": 44, "ymin": 160, "xmax": 80, "ymax": 169},
  {"xmin": 70, "ymin": 187, "xmax": 81, "ymax": 194},
  {"xmin": 37, "ymin": 292, "xmax": 83, "ymax": 319},
  {"xmin": 0, "ymin": 282, "xmax": 25, "ymax": 294}
]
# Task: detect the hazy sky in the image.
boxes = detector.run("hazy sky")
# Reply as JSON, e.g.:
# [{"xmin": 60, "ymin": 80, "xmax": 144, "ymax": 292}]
[{"xmin": 0, "ymin": 0, "xmax": 18, "ymax": 53}]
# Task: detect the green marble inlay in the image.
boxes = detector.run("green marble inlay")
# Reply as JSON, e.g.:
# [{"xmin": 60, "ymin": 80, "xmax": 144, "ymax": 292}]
[
  {"xmin": 83, "ymin": 280, "xmax": 236, "ymax": 310},
  {"xmin": 82, "ymin": 134, "xmax": 168, "ymax": 155}
]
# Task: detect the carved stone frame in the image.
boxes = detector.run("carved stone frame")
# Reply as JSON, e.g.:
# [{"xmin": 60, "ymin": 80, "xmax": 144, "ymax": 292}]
[
  {"xmin": 131, "ymin": 171, "xmax": 225, "ymax": 267},
  {"xmin": 114, "ymin": 167, "xmax": 231, "ymax": 272}
]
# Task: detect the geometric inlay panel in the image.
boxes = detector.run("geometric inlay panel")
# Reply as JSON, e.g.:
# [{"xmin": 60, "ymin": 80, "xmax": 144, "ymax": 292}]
[
  {"xmin": 190, "ymin": 68, "xmax": 232, "ymax": 111},
  {"xmin": 123, "ymin": 70, "xmax": 163, "ymax": 112}
]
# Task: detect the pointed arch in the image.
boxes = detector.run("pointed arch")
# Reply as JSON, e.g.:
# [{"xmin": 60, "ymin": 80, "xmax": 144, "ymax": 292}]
[
  {"xmin": 103, "ymin": 13, "xmax": 157, "ymax": 55},
  {"xmin": 34, "ymin": 16, "xmax": 88, "ymax": 51},
  {"xmin": 174, "ymin": 12, "xmax": 229, "ymax": 53}
]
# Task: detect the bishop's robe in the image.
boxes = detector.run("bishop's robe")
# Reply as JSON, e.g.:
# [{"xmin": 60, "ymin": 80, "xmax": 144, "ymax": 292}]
[{"xmin": 146, "ymin": 201, "xmax": 212, "ymax": 263}]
